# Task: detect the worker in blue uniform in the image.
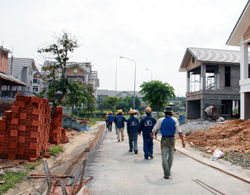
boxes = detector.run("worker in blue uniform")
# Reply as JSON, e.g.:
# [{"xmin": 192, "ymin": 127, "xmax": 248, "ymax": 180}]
[
  {"xmin": 139, "ymin": 107, "xmax": 157, "ymax": 159},
  {"xmin": 127, "ymin": 110, "xmax": 139, "ymax": 154},
  {"xmin": 150, "ymin": 106, "xmax": 185, "ymax": 179},
  {"xmin": 115, "ymin": 109, "xmax": 127, "ymax": 142},
  {"xmin": 107, "ymin": 111, "xmax": 114, "ymax": 132}
]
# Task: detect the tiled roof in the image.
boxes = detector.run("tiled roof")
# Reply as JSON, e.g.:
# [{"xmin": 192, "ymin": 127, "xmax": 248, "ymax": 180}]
[
  {"xmin": 43, "ymin": 61, "xmax": 92, "ymax": 74},
  {"xmin": 188, "ymin": 47, "xmax": 247, "ymax": 63},
  {"xmin": 0, "ymin": 72, "xmax": 27, "ymax": 86},
  {"xmin": 8, "ymin": 57, "xmax": 36, "ymax": 77}
]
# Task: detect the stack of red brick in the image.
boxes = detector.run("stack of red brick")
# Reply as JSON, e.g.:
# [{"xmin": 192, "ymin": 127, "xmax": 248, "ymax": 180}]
[
  {"xmin": 49, "ymin": 107, "xmax": 67, "ymax": 145},
  {"xmin": 0, "ymin": 95, "xmax": 51, "ymax": 160}
]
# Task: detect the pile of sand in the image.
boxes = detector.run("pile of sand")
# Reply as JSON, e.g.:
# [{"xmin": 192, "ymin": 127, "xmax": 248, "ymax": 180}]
[{"xmin": 186, "ymin": 119, "xmax": 250, "ymax": 153}]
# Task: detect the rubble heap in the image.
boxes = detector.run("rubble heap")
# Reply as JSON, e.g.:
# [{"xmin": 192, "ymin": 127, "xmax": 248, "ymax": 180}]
[
  {"xmin": 186, "ymin": 119, "xmax": 250, "ymax": 153},
  {"xmin": 0, "ymin": 95, "xmax": 51, "ymax": 160}
]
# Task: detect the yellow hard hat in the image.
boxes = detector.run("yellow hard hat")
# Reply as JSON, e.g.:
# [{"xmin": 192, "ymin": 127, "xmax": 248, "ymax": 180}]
[
  {"xmin": 145, "ymin": 107, "xmax": 152, "ymax": 113},
  {"xmin": 118, "ymin": 109, "xmax": 123, "ymax": 114},
  {"xmin": 129, "ymin": 110, "xmax": 135, "ymax": 114},
  {"xmin": 109, "ymin": 111, "xmax": 112, "ymax": 114}
]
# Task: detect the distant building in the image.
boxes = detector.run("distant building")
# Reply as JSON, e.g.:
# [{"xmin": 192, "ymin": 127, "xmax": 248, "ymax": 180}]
[
  {"xmin": 8, "ymin": 57, "xmax": 37, "ymax": 96},
  {"xmin": 32, "ymin": 71, "xmax": 44, "ymax": 94},
  {"xmin": 96, "ymin": 89, "xmax": 145, "ymax": 108}
]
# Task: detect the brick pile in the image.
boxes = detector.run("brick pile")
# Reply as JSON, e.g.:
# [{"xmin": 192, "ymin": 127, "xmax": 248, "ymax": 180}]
[
  {"xmin": 49, "ymin": 107, "xmax": 67, "ymax": 145},
  {"xmin": 0, "ymin": 95, "xmax": 51, "ymax": 160}
]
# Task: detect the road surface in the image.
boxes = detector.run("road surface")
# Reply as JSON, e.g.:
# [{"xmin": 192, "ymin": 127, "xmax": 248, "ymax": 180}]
[{"xmin": 85, "ymin": 122, "xmax": 250, "ymax": 195}]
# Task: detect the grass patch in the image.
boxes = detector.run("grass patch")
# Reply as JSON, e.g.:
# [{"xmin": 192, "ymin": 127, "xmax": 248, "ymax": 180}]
[
  {"xmin": 23, "ymin": 159, "xmax": 42, "ymax": 170},
  {"xmin": 0, "ymin": 171, "xmax": 27, "ymax": 194},
  {"xmin": 88, "ymin": 118, "xmax": 98, "ymax": 127},
  {"xmin": 47, "ymin": 146, "xmax": 63, "ymax": 156}
]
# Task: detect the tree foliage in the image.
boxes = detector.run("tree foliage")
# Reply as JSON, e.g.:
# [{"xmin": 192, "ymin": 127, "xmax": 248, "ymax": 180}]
[
  {"xmin": 64, "ymin": 81, "xmax": 86, "ymax": 127},
  {"xmin": 140, "ymin": 80, "xmax": 175, "ymax": 117},
  {"xmin": 38, "ymin": 32, "xmax": 78, "ymax": 118},
  {"xmin": 100, "ymin": 96, "xmax": 141, "ymax": 113}
]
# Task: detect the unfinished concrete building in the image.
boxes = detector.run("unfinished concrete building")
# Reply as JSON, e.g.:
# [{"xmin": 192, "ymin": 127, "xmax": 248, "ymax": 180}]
[{"xmin": 179, "ymin": 47, "xmax": 248, "ymax": 119}]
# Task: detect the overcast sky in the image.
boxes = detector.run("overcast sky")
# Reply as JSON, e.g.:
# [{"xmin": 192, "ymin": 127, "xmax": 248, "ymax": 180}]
[{"xmin": 1, "ymin": 0, "xmax": 248, "ymax": 96}]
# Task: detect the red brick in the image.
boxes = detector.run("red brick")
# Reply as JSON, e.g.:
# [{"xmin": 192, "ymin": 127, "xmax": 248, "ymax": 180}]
[
  {"xmin": 17, "ymin": 101, "xmax": 26, "ymax": 107},
  {"xmin": 19, "ymin": 113, "xmax": 27, "ymax": 120},
  {"xmin": 57, "ymin": 107, "xmax": 63, "ymax": 112},
  {"xmin": 30, "ymin": 97, "xmax": 40, "ymax": 103},
  {"xmin": 17, "ymin": 148, "xmax": 25, "ymax": 154},
  {"xmin": 11, "ymin": 118, "xmax": 18, "ymax": 125},
  {"xmin": 29, "ymin": 158, "xmax": 37, "ymax": 162},
  {"xmin": 42, "ymin": 154, "xmax": 51, "ymax": 158},
  {"xmin": 30, "ymin": 143, "xmax": 38, "ymax": 149},
  {"xmin": 0, "ymin": 147, "xmax": 3, "ymax": 153},
  {"xmin": 0, "ymin": 123, "xmax": 6, "ymax": 130},
  {"xmin": 18, "ymin": 136, "xmax": 26, "ymax": 143},
  {"xmin": 12, "ymin": 106, "xmax": 19, "ymax": 113},
  {"xmin": 19, "ymin": 125, "xmax": 26, "ymax": 131},
  {"xmin": 10, "ymin": 130, "xmax": 18, "ymax": 136},
  {"xmin": 0, "ymin": 135, "xmax": 4, "ymax": 142},
  {"xmin": 32, "ymin": 108, "xmax": 41, "ymax": 115},
  {"xmin": 32, "ymin": 120, "xmax": 40, "ymax": 126},
  {"xmin": 9, "ymin": 142, "xmax": 17, "ymax": 148},
  {"xmin": 31, "ymin": 131, "xmax": 39, "ymax": 138}
]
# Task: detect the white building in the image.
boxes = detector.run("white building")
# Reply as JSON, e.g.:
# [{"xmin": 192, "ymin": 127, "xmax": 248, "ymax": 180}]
[{"xmin": 226, "ymin": 0, "xmax": 250, "ymax": 120}]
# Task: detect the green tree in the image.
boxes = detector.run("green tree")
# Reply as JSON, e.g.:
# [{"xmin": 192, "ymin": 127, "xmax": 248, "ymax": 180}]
[
  {"xmin": 64, "ymin": 81, "xmax": 86, "ymax": 128},
  {"xmin": 140, "ymin": 80, "xmax": 175, "ymax": 118},
  {"xmin": 102, "ymin": 96, "xmax": 119, "ymax": 111},
  {"xmin": 38, "ymin": 31, "xmax": 78, "ymax": 119},
  {"xmin": 82, "ymin": 86, "xmax": 96, "ymax": 123}
]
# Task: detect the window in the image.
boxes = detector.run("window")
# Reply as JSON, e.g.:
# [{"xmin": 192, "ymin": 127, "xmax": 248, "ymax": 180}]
[
  {"xmin": 38, "ymin": 79, "xmax": 40, "ymax": 84},
  {"xmin": 33, "ymin": 86, "xmax": 38, "ymax": 92},
  {"xmin": 33, "ymin": 79, "xmax": 37, "ymax": 83},
  {"xmin": 225, "ymin": 66, "xmax": 231, "ymax": 87},
  {"xmin": 192, "ymin": 57, "xmax": 195, "ymax": 64}
]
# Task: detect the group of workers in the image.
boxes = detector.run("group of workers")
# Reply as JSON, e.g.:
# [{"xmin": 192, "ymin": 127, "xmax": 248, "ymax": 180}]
[{"xmin": 105, "ymin": 106, "xmax": 185, "ymax": 179}]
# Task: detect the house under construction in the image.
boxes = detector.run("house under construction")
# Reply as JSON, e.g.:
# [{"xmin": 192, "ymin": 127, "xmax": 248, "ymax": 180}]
[{"xmin": 179, "ymin": 47, "xmax": 250, "ymax": 119}]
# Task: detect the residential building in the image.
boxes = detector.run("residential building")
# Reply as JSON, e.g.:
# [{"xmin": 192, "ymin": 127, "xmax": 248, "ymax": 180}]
[
  {"xmin": 226, "ymin": 0, "xmax": 250, "ymax": 120},
  {"xmin": 42, "ymin": 61, "xmax": 99, "ymax": 98},
  {"xmin": 8, "ymin": 57, "xmax": 37, "ymax": 96},
  {"xmin": 179, "ymin": 47, "xmax": 247, "ymax": 119}
]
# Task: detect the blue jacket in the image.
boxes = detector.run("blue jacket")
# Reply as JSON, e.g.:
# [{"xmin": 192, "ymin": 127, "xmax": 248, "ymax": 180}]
[
  {"xmin": 115, "ymin": 114, "xmax": 127, "ymax": 128},
  {"xmin": 127, "ymin": 116, "xmax": 139, "ymax": 134},
  {"xmin": 139, "ymin": 115, "xmax": 156, "ymax": 136},
  {"xmin": 107, "ymin": 114, "xmax": 114, "ymax": 123}
]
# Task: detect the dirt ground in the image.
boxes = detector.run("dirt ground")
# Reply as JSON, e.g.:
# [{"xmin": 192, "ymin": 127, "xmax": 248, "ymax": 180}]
[
  {"xmin": 1, "ymin": 123, "xmax": 102, "ymax": 195},
  {"xmin": 185, "ymin": 119, "xmax": 250, "ymax": 154}
]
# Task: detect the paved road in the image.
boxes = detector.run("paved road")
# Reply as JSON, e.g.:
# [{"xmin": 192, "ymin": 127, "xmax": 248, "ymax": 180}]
[{"xmin": 85, "ymin": 123, "xmax": 250, "ymax": 195}]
